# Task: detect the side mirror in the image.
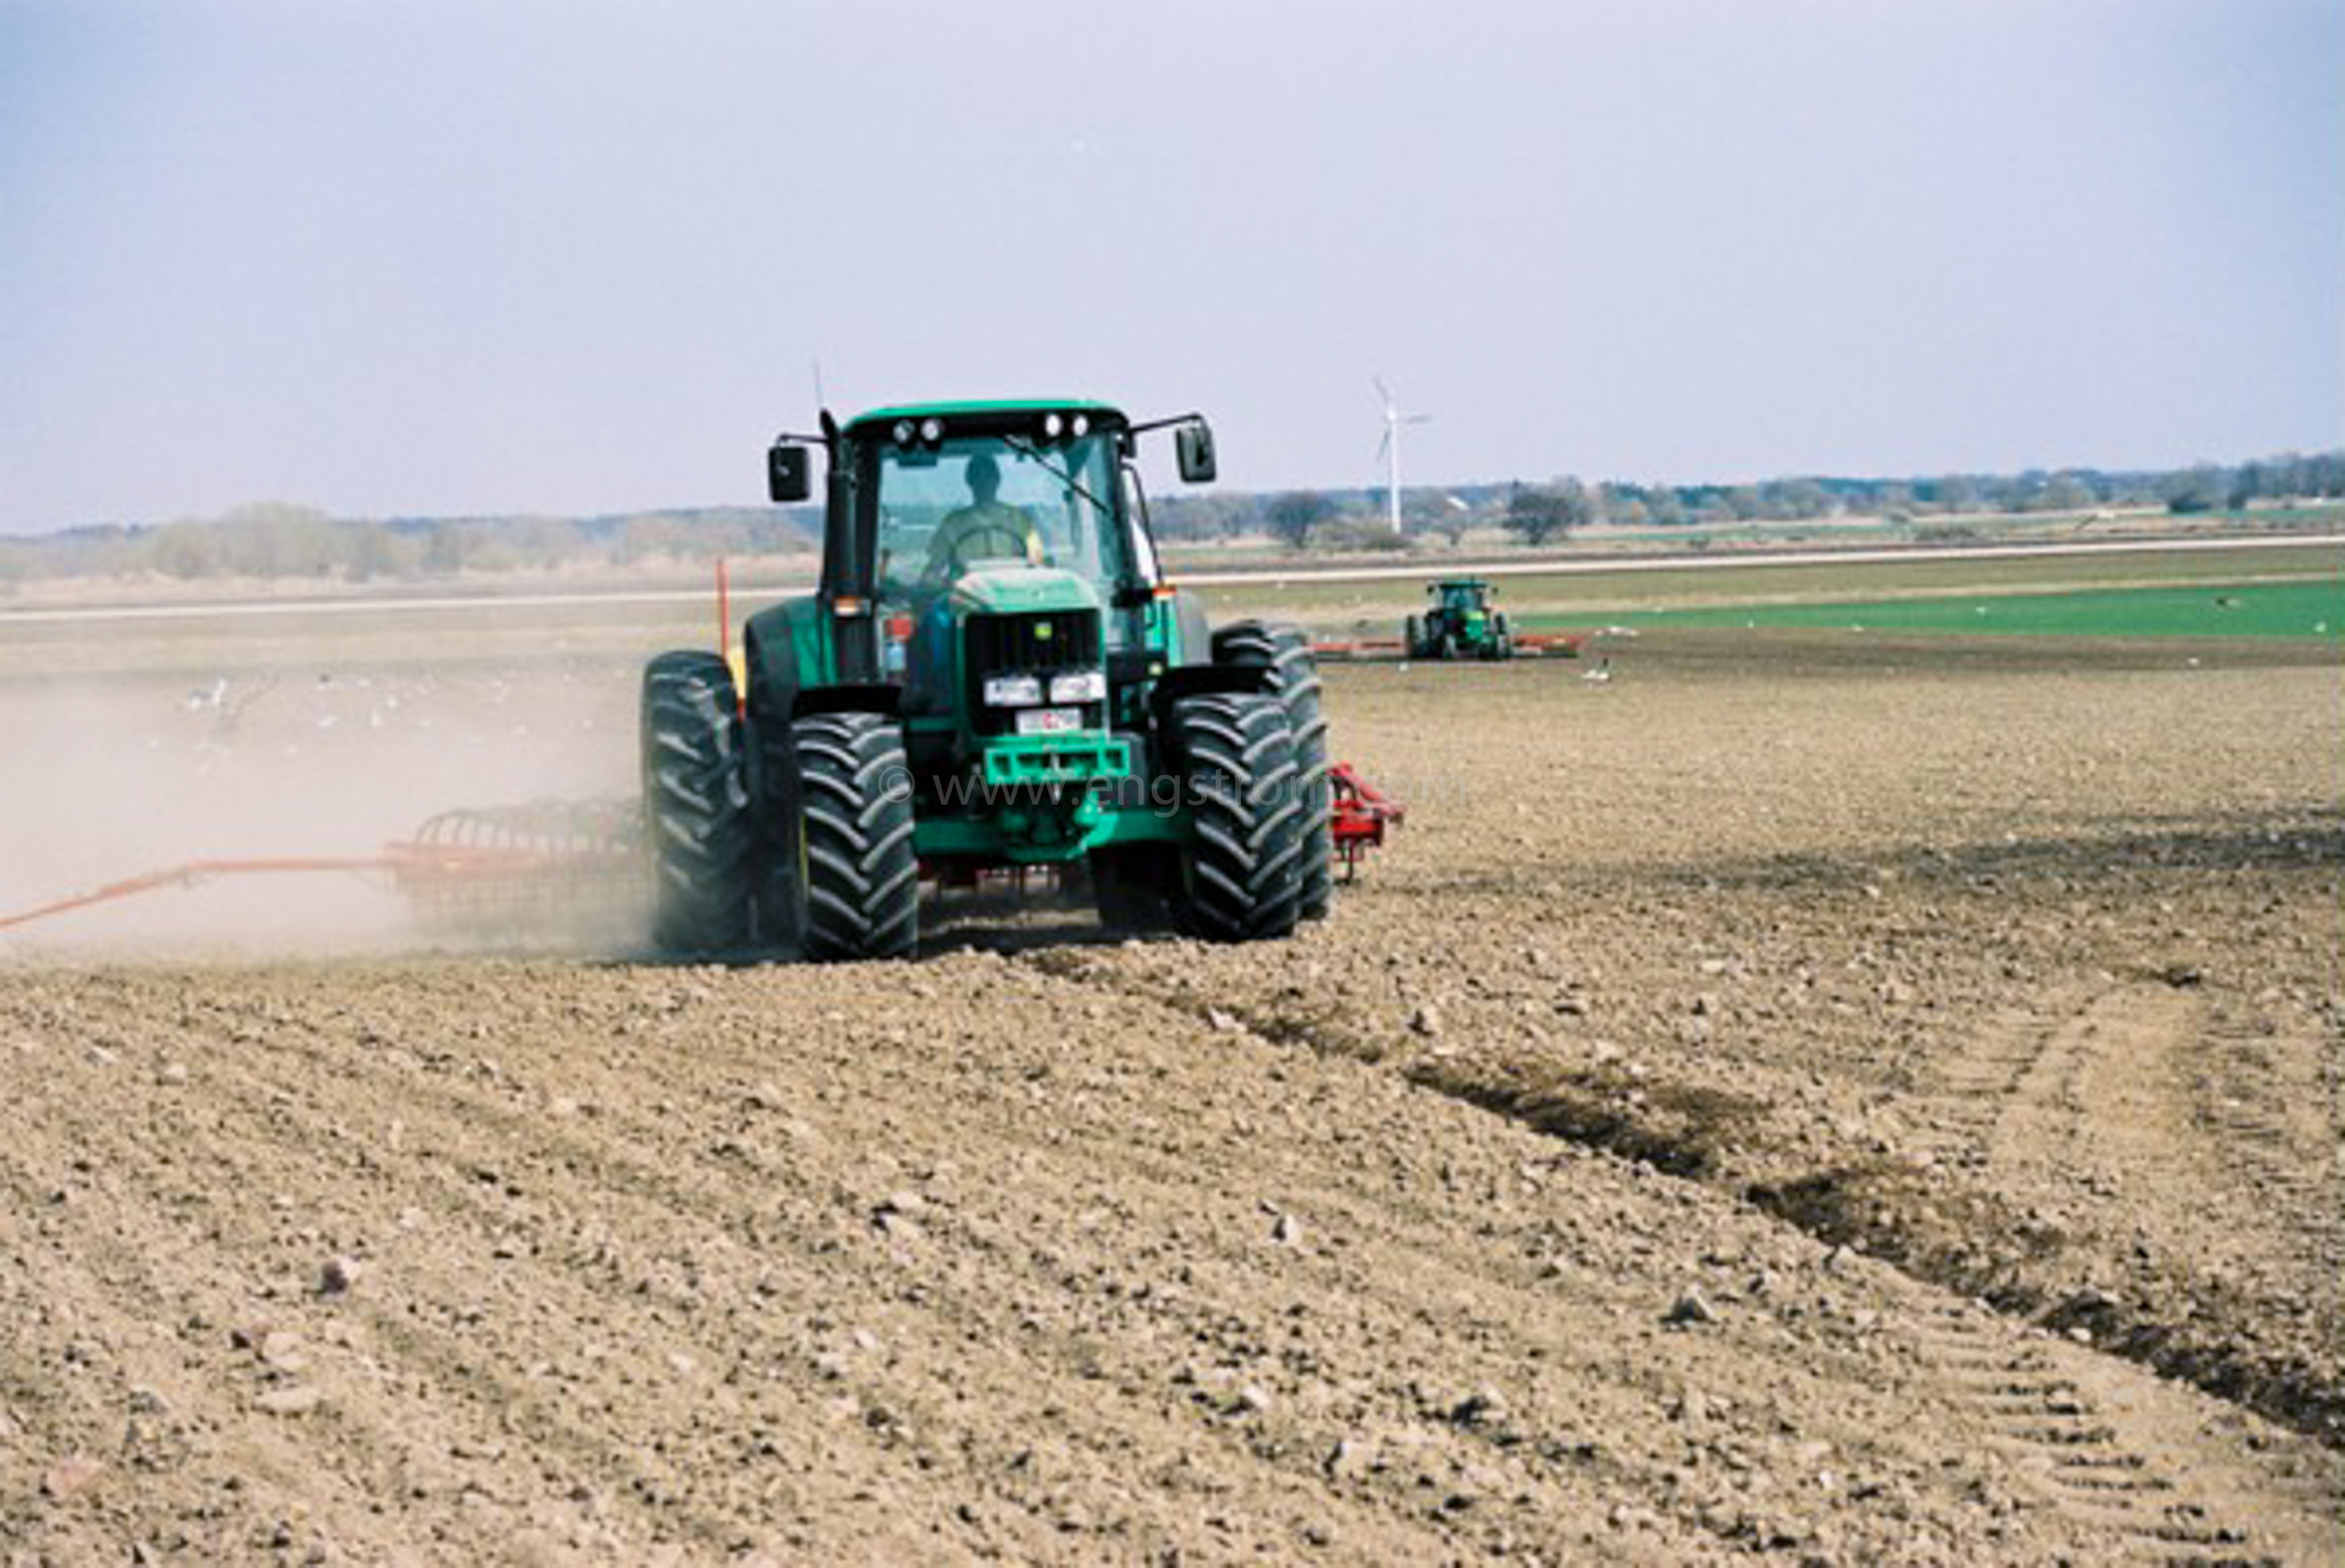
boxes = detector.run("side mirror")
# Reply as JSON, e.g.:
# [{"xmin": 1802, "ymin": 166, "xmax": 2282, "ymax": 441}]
[
  {"xmin": 1175, "ymin": 421, "xmax": 1217, "ymax": 485},
  {"xmin": 767, "ymin": 443, "xmax": 812, "ymax": 504}
]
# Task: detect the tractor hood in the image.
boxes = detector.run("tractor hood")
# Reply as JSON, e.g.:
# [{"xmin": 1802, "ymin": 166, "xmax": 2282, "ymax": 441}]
[{"xmin": 947, "ymin": 565, "xmax": 1102, "ymax": 618}]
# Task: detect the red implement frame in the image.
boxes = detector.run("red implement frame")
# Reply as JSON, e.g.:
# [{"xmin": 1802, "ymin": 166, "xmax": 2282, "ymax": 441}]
[
  {"xmin": 1329, "ymin": 761, "xmax": 1405, "ymax": 880},
  {"xmin": 0, "ymin": 804, "xmax": 643, "ymax": 935},
  {"xmin": 1311, "ymin": 632, "xmax": 1582, "ymax": 660},
  {"xmin": 0, "ymin": 855, "xmax": 405, "ymax": 933}
]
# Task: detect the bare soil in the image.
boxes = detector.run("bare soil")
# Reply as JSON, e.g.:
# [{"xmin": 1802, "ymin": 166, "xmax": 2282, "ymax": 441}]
[{"xmin": 3, "ymin": 625, "xmax": 2340, "ymax": 1565}]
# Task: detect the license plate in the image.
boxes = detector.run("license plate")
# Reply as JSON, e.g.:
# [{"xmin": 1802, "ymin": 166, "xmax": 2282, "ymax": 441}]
[{"xmin": 1016, "ymin": 705, "xmax": 1083, "ymax": 736}]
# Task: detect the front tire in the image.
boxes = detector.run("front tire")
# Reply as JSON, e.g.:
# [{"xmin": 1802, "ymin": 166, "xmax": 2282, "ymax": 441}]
[
  {"xmin": 1168, "ymin": 692, "xmax": 1305, "ymax": 942},
  {"xmin": 641, "ymin": 651, "xmax": 753, "ymax": 953},
  {"xmin": 792, "ymin": 712, "xmax": 919, "ymax": 961},
  {"xmin": 1212, "ymin": 621, "xmax": 1334, "ymax": 921}
]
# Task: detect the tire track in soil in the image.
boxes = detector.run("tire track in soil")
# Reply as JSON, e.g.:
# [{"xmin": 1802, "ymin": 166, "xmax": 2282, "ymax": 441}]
[
  {"xmin": 1922, "ymin": 981, "xmax": 2344, "ymax": 1448},
  {"xmin": 990, "ymin": 951, "xmax": 2161, "ymax": 1564},
  {"xmin": 1909, "ymin": 1304, "xmax": 2279, "ymax": 1567},
  {"xmin": 1747, "ymin": 971, "xmax": 2342, "ymax": 1561},
  {"xmin": 1022, "ymin": 949, "xmax": 2340, "ymax": 1564},
  {"xmin": 2187, "ymin": 1004, "xmax": 2343, "ymax": 1289},
  {"xmin": 1900, "ymin": 999, "xmax": 2057, "ymax": 1172}
]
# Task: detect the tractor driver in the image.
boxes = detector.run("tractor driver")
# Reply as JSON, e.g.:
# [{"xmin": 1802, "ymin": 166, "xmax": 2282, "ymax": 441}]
[{"xmin": 924, "ymin": 452, "xmax": 1044, "ymax": 585}]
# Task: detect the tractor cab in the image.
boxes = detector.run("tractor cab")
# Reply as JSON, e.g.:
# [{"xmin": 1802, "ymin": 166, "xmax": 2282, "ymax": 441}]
[
  {"xmin": 1426, "ymin": 579, "xmax": 1482, "ymax": 632},
  {"xmin": 1435, "ymin": 579, "xmax": 1494, "ymax": 631},
  {"xmin": 858, "ymin": 407, "xmax": 1152, "ymax": 704},
  {"xmin": 762, "ymin": 401, "xmax": 1218, "ymax": 791}
]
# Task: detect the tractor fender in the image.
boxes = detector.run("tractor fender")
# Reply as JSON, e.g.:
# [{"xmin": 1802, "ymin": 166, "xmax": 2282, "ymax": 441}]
[
  {"xmin": 792, "ymin": 684, "xmax": 904, "ymax": 720},
  {"xmin": 1148, "ymin": 662, "xmax": 1272, "ymax": 729},
  {"xmin": 742, "ymin": 600, "xmax": 816, "ymax": 719},
  {"xmin": 1169, "ymin": 590, "xmax": 1215, "ymax": 667},
  {"xmin": 1153, "ymin": 664, "xmax": 1274, "ymax": 701}
]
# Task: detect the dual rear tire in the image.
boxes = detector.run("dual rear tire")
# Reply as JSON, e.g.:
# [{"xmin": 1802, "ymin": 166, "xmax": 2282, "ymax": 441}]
[
  {"xmin": 642, "ymin": 652, "xmax": 754, "ymax": 953},
  {"xmin": 790, "ymin": 713, "xmax": 918, "ymax": 961},
  {"xmin": 1167, "ymin": 691, "xmax": 1309, "ymax": 942},
  {"xmin": 642, "ymin": 654, "xmax": 915, "ymax": 961},
  {"xmin": 1087, "ymin": 690, "xmax": 1309, "ymax": 942},
  {"xmin": 1485, "ymin": 611, "xmax": 1514, "ymax": 661},
  {"xmin": 1210, "ymin": 622, "xmax": 1333, "ymax": 921}
]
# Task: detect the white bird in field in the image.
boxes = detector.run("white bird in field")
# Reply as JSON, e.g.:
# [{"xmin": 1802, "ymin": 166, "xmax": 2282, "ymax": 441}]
[{"xmin": 1583, "ymin": 656, "xmax": 1613, "ymax": 685}]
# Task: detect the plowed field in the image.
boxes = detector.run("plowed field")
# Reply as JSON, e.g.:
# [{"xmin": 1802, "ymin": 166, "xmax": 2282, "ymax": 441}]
[{"xmin": 3, "ymin": 616, "xmax": 2339, "ymax": 1565}]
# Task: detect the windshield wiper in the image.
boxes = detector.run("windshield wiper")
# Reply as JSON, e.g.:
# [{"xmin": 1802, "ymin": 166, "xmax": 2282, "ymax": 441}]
[{"xmin": 1001, "ymin": 436, "xmax": 1112, "ymax": 524}]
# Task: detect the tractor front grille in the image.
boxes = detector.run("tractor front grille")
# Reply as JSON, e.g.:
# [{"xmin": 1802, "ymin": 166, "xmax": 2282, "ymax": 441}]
[
  {"xmin": 964, "ymin": 610, "xmax": 1101, "ymax": 676},
  {"xmin": 964, "ymin": 609, "xmax": 1106, "ymax": 739}
]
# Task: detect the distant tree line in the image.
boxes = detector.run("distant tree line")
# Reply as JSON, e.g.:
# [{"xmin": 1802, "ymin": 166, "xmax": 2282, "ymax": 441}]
[
  {"xmin": 1147, "ymin": 449, "xmax": 2345, "ymax": 550},
  {"xmin": 4, "ymin": 450, "xmax": 2339, "ymax": 586},
  {"xmin": 0, "ymin": 502, "xmax": 821, "ymax": 587}
]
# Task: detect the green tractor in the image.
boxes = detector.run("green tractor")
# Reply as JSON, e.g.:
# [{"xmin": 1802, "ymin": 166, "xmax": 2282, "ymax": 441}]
[
  {"xmin": 1405, "ymin": 578, "xmax": 1513, "ymax": 661},
  {"xmin": 640, "ymin": 399, "xmax": 1333, "ymax": 960}
]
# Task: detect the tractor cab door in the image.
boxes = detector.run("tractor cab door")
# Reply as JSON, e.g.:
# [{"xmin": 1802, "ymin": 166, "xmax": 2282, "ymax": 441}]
[
  {"xmin": 1113, "ymin": 460, "xmax": 1162, "ymax": 646},
  {"xmin": 1110, "ymin": 454, "xmax": 1208, "ymax": 671}
]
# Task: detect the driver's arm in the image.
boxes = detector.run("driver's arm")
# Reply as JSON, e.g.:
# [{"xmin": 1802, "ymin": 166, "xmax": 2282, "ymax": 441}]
[{"xmin": 923, "ymin": 510, "xmax": 971, "ymax": 583}]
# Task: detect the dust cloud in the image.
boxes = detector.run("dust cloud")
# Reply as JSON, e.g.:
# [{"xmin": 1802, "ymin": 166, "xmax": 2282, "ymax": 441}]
[{"xmin": 0, "ymin": 615, "xmax": 651, "ymax": 958}]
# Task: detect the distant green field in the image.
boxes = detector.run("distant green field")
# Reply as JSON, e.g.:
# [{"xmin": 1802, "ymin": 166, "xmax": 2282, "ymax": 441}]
[
  {"xmin": 1533, "ymin": 579, "xmax": 2342, "ymax": 642},
  {"xmin": 1195, "ymin": 542, "xmax": 2343, "ymax": 635}
]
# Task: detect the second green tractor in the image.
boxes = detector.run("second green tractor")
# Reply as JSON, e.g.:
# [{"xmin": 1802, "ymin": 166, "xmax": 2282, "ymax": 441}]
[{"xmin": 1406, "ymin": 578, "xmax": 1514, "ymax": 660}]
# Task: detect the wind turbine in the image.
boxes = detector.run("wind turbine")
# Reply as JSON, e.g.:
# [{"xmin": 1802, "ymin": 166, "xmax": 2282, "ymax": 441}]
[{"xmin": 1373, "ymin": 375, "xmax": 1432, "ymax": 532}]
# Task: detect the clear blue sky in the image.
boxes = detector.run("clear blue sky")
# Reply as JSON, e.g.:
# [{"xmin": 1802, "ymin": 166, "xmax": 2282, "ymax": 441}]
[{"xmin": 2, "ymin": 0, "xmax": 2338, "ymax": 535}]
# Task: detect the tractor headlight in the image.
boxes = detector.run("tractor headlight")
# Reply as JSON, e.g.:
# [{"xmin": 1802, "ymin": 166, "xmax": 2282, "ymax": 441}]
[
  {"xmin": 892, "ymin": 420, "xmax": 915, "ymax": 445},
  {"xmin": 919, "ymin": 417, "xmax": 944, "ymax": 443},
  {"xmin": 1048, "ymin": 671, "xmax": 1106, "ymax": 704},
  {"xmin": 982, "ymin": 673, "xmax": 1045, "ymax": 708},
  {"xmin": 1042, "ymin": 412, "xmax": 1065, "ymax": 439}
]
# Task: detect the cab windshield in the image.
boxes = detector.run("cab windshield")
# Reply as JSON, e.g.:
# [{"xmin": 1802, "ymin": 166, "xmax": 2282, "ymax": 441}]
[{"xmin": 870, "ymin": 432, "xmax": 1130, "ymax": 601}]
